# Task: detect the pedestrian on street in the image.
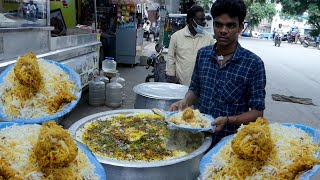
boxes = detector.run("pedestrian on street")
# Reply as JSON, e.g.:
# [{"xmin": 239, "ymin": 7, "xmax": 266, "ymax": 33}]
[
  {"xmin": 144, "ymin": 6, "xmax": 149, "ymax": 22},
  {"xmin": 166, "ymin": 5, "xmax": 215, "ymax": 85},
  {"xmin": 168, "ymin": 0, "xmax": 266, "ymax": 147},
  {"xmin": 272, "ymin": 28, "xmax": 276, "ymax": 39},
  {"xmin": 143, "ymin": 20, "xmax": 155, "ymax": 41},
  {"xmin": 294, "ymin": 27, "xmax": 300, "ymax": 44},
  {"xmin": 275, "ymin": 24, "xmax": 283, "ymax": 39}
]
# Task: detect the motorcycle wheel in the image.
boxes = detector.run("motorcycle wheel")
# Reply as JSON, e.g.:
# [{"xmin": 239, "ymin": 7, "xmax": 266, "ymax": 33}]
[
  {"xmin": 303, "ymin": 42, "xmax": 309, "ymax": 48},
  {"xmin": 145, "ymin": 75, "xmax": 154, "ymax": 82}
]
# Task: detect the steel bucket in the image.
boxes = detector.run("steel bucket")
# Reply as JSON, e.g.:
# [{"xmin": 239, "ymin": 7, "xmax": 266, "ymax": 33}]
[{"xmin": 133, "ymin": 82, "xmax": 188, "ymax": 110}]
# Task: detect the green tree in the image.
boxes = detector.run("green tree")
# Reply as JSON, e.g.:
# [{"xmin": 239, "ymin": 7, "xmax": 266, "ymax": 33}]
[
  {"xmin": 195, "ymin": 0, "xmax": 276, "ymax": 32},
  {"xmin": 278, "ymin": 0, "xmax": 320, "ymax": 36},
  {"xmin": 195, "ymin": 0, "xmax": 214, "ymax": 11},
  {"xmin": 246, "ymin": 2, "xmax": 276, "ymax": 28}
]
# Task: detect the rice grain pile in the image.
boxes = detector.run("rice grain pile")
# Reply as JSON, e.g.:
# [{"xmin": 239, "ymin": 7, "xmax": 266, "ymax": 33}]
[
  {"xmin": 202, "ymin": 122, "xmax": 320, "ymax": 180},
  {"xmin": 0, "ymin": 124, "xmax": 98, "ymax": 179},
  {"xmin": 0, "ymin": 53, "xmax": 77, "ymax": 119},
  {"xmin": 169, "ymin": 108, "xmax": 211, "ymax": 128}
]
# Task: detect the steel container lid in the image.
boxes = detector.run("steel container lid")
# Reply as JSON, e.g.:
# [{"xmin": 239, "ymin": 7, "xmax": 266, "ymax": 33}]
[{"xmin": 133, "ymin": 82, "xmax": 188, "ymax": 100}]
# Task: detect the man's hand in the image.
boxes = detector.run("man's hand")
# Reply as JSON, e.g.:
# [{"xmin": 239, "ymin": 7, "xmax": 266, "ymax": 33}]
[
  {"xmin": 167, "ymin": 75, "xmax": 180, "ymax": 84},
  {"xmin": 211, "ymin": 116, "xmax": 228, "ymax": 133},
  {"xmin": 168, "ymin": 99, "xmax": 188, "ymax": 111}
]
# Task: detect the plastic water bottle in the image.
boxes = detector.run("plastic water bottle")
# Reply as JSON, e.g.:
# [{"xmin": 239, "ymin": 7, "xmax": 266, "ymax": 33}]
[
  {"xmin": 89, "ymin": 76, "xmax": 105, "ymax": 106},
  {"xmin": 99, "ymin": 71, "xmax": 109, "ymax": 88},
  {"xmin": 105, "ymin": 81, "xmax": 123, "ymax": 108},
  {"xmin": 102, "ymin": 57, "xmax": 117, "ymax": 72},
  {"xmin": 111, "ymin": 73, "xmax": 125, "ymax": 101},
  {"xmin": 110, "ymin": 73, "xmax": 125, "ymax": 87}
]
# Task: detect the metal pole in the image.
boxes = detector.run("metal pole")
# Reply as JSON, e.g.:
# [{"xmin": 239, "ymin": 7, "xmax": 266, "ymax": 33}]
[
  {"xmin": 158, "ymin": 0, "xmax": 167, "ymax": 47},
  {"xmin": 94, "ymin": 0, "xmax": 98, "ymax": 32},
  {"xmin": 46, "ymin": 0, "xmax": 50, "ymax": 26}
]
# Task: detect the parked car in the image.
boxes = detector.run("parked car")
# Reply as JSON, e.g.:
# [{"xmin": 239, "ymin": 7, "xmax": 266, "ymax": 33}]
[
  {"xmin": 241, "ymin": 32, "xmax": 251, "ymax": 37},
  {"xmin": 260, "ymin": 33, "xmax": 273, "ymax": 39}
]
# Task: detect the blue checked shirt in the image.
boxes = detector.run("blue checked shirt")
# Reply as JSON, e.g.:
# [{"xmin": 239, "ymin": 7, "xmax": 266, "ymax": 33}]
[{"xmin": 189, "ymin": 43, "xmax": 266, "ymax": 145}]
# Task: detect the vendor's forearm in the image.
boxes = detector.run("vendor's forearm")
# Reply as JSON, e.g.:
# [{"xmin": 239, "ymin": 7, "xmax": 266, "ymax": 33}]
[
  {"xmin": 166, "ymin": 55, "xmax": 176, "ymax": 76},
  {"xmin": 184, "ymin": 90, "xmax": 198, "ymax": 106},
  {"xmin": 227, "ymin": 109, "xmax": 263, "ymax": 125}
]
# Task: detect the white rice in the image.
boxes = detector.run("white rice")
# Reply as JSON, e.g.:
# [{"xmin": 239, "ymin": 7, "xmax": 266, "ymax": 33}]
[{"xmin": 169, "ymin": 110, "xmax": 211, "ymax": 128}]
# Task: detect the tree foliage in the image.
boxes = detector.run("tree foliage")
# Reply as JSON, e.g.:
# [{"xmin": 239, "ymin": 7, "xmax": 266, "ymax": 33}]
[
  {"xmin": 246, "ymin": 2, "xmax": 276, "ymax": 28},
  {"xmin": 277, "ymin": 0, "xmax": 320, "ymax": 36},
  {"xmin": 195, "ymin": 0, "xmax": 276, "ymax": 29},
  {"xmin": 195, "ymin": 0, "xmax": 213, "ymax": 11}
]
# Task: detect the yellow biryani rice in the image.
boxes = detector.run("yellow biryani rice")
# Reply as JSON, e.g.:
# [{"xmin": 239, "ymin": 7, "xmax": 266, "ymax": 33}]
[
  {"xmin": 202, "ymin": 123, "xmax": 319, "ymax": 180},
  {"xmin": 0, "ymin": 124, "xmax": 98, "ymax": 179}
]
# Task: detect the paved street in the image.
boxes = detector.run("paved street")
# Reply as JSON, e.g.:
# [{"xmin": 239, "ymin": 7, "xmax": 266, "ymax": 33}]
[
  {"xmin": 63, "ymin": 38, "xmax": 320, "ymax": 131},
  {"xmin": 239, "ymin": 38, "xmax": 320, "ymax": 129}
]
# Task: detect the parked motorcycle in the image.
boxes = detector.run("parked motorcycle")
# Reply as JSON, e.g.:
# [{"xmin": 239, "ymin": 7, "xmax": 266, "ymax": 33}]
[
  {"xmin": 302, "ymin": 36, "xmax": 320, "ymax": 50},
  {"xmin": 145, "ymin": 44, "xmax": 167, "ymax": 82},
  {"xmin": 287, "ymin": 32, "xmax": 299, "ymax": 43},
  {"xmin": 274, "ymin": 33, "xmax": 282, "ymax": 47}
]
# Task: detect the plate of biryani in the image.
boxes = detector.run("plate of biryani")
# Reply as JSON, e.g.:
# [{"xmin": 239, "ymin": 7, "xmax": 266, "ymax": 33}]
[
  {"xmin": 0, "ymin": 121, "xmax": 106, "ymax": 180},
  {"xmin": 199, "ymin": 117, "xmax": 320, "ymax": 180},
  {"xmin": 0, "ymin": 52, "xmax": 81, "ymax": 123},
  {"xmin": 165, "ymin": 107, "xmax": 215, "ymax": 132},
  {"xmin": 72, "ymin": 111, "xmax": 204, "ymax": 162}
]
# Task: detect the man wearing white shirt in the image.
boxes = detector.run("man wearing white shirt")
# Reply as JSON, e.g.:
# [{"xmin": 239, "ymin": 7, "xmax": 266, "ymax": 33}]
[
  {"xmin": 144, "ymin": 7, "xmax": 149, "ymax": 21},
  {"xmin": 143, "ymin": 20, "xmax": 154, "ymax": 41}
]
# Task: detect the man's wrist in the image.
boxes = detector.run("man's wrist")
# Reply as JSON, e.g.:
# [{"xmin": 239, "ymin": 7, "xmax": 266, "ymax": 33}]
[
  {"xmin": 181, "ymin": 98, "xmax": 189, "ymax": 107},
  {"xmin": 166, "ymin": 73, "xmax": 176, "ymax": 77},
  {"xmin": 225, "ymin": 116, "xmax": 236, "ymax": 125},
  {"xmin": 225, "ymin": 116, "xmax": 230, "ymax": 125},
  {"xmin": 167, "ymin": 75, "xmax": 179, "ymax": 84}
]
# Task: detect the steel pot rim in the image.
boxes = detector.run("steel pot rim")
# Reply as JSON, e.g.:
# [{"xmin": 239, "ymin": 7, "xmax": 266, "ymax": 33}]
[
  {"xmin": 135, "ymin": 93, "xmax": 182, "ymax": 101},
  {"xmin": 69, "ymin": 109, "xmax": 212, "ymax": 168},
  {"xmin": 133, "ymin": 82, "xmax": 188, "ymax": 100}
]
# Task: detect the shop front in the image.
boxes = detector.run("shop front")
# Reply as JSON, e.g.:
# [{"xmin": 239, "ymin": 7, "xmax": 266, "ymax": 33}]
[{"xmin": 0, "ymin": 0, "xmax": 101, "ymax": 88}]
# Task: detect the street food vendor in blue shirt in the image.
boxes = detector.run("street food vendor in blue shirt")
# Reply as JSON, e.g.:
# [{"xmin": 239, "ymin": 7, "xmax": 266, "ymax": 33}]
[{"xmin": 169, "ymin": 0, "xmax": 266, "ymax": 146}]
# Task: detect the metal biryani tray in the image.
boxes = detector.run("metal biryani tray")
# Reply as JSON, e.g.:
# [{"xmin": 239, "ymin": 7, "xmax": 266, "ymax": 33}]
[{"xmin": 69, "ymin": 109, "xmax": 212, "ymax": 168}]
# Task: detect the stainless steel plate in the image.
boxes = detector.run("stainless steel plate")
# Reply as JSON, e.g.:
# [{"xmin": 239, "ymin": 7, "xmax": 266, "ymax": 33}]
[{"xmin": 133, "ymin": 82, "xmax": 188, "ymax": 100}]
